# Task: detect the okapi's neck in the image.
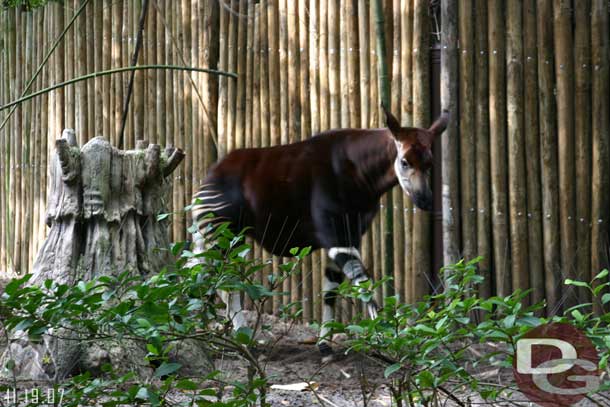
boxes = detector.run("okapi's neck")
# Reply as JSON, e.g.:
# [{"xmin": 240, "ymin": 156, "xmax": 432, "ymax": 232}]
[{"xmin": 344, "ymin": 129, "xmax": 399, "ymax": 199}]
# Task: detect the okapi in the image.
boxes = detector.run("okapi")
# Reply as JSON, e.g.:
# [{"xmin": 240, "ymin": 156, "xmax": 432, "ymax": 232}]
[{"xmin": 190, "ymin": 106, "xmax": 449, "ymax": 358}]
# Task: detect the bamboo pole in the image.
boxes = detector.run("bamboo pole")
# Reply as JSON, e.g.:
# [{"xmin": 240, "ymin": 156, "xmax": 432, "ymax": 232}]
[
  {"xmin": 14, "ymin": 9, "xmax": 23, "ymax": 274},
  {"xmin": 358, "ymin": 0, "xmax": 369, "ymax": 129},
  {"xmin": 328, "ymin": 0, "xmax": 339, "ymax": 131},
  {"xmin": 473, "ymin": 0, "xmax": 490, "ymax": 297},
  {"xmin": 537, "ymin": 0, "xmax": 560, "ymax": 312},
  {"xmin": 260, "ymin": 0, "xmax": 270, "ymax": 149},
  {"xmin": 112, "ymin": 0, "xmax": 123, "ymax": 145},
  {"xmin": 287, "ymin": 0, "xmax": 302, "ymax": 314},
  {"xmin": 226, "ymin": 0, "xmax": 238, "ymax": 152},
  {"xmin": 267, "ymin": 0, "xmax": 282, "ymax": 315},
  {"xmin": 369, "ymin": 0, "xmax": 381, "ymax": 305},
  {"xmin": 7, "ymin": 8, "xmax": 16, "ymax": 274},
  {"xmin": 182, "ymin": 0, "xmax": 193, "ymax": 235},
  {"xmin": 103, "ymin": 2, "xmax": 112, "ymax": 139},
  {"xmin": 217, "ymin": 3, "xmax": 228, "ymax": 157},
  {"xmin": 318, "ymin": 0, "xmax": 329, "ymax": 132},
  {"xmin": 1, "ymin": 11, "xmax": 9, "ymax": 273},
  {"xmin": 389, "ymin": 0, "xmax": 404, "ymax": 301},
  {"xmin": 488, "ymin": 0, "xmax": 510, "ymax": 297},
  {"xmin": 299, "ymin": 0, "xmax": 313, "ymax": 321},
  {"xmin": 506, "ymin": 0, "xmax": 529, "ymax": 302},
  {"xmin": 400, "ymin": 0, "xmax": 414, "ymax": 302},
  {"xmin": 459, "ymin": 0, "xmax": 477, "ymax": 264},
  {"xmin": 23, "ymin": 13, "xmax": 32, "ymax": 273},
  {"xmin": 235, "ymin": 0, "xmax": 248, "ymax": 151},
  {"xmin": 94, "ymin": 1, "xmax": 103, "ymax": 138},
  {"xmin": 411, "ymin": 0, "xmax": 430, "ymax": 299},
  {"xmin": 309, "ymin": 0, "xmax": 321, "ymax": 322},
  {"xmin": 573, "ymin": 0, "xmax": 591, "ymax": 303},
  {"xmin": 76, "ymin": 0, "xmax": 88, "ymax": 145},
  {"xmin": 591, "ymin": 0, "xmax": 610, "ymax": 313},
  {"xmin": 245, "ymin": 0, "xmax": 254, "ymax": 150},
  {"xmin": 554, "ymin": 0, "xmax": 576, "ymax": 310},
  {"xmin": 64, "ymin": 4, "xmax": 74, "ymax": 129},
  {"xmin": 524, "ymin": 0, "xmax": 544, "ymax": 306},
  {"xmin": 146, "ymin": 1, "xmax": 156, "ymax": 143}
]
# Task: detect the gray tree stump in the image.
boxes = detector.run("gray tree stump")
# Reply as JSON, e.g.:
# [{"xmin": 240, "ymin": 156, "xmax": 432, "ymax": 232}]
[{"xmin": 0, "ymin": 130, "xmax": 211, "ymax": 382}]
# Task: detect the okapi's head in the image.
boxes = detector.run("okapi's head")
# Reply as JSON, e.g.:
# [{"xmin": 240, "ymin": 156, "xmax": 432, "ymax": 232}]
[{"xmin": 383, "ymin": 105, "xmax": 449, "ymax": 211}]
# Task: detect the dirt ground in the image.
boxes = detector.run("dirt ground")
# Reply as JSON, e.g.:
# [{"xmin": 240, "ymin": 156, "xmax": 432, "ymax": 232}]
[{"xmin": 1, "ymin": 278, "xmax": 609, "ymax": 406}]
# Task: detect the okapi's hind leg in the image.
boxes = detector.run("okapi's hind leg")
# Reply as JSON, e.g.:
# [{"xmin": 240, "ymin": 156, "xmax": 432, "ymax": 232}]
[
  {"xmin": 318, "ymin": 247, "xmax": 379, "ymax": 362},
  {"xmin": 187, "ymin": 228, "xmax": 247, "ymax": 331}
]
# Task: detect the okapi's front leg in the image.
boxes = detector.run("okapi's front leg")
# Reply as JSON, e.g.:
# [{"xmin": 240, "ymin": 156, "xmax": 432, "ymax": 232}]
[{"xmin": 318, "ymin": 247, "xmax": 379, "ymax": 361}]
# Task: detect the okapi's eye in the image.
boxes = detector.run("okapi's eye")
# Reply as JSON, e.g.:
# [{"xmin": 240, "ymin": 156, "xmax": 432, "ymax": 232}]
[{"xmin": 401, "ymin": 158, "xmax": 409, "ymax": 169}]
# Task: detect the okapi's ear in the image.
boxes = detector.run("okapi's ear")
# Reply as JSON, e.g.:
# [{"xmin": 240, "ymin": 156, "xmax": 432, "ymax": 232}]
[
  {"xmin": 428, "ymin": 109, "xmax": 450, "ymax": 137},
  {"xmin": 382, "ymin": 103, "xmax": 401, "ymax": 133}
]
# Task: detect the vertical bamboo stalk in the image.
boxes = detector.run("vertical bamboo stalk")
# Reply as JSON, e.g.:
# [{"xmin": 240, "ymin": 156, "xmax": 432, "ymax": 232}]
[
  {"xmin": 13, "ymin": 9, "xmax": 22, "ymax": 274},
  {"xmin": 400, "ymin": 0, "xmax": 414, "ymax": 302},
  {"xmin": 76, "ymin": 0, "xmax": 88, "ymax": 145},
  {"xmin": 245, "ymin": 0, "xmax": 254, "ymax": 150},
  {"xmin": 287, "ymin": 0, "xmax": 302, "ymax": 314},
  {"xmin": 574, "ymin": 0, "xmax": 591, "ymax": 302},
  {"xmin": 226, "ymin": 0, "xmax": 238, "ymax": 152},
  {"xmin": 260, "ymin": 0, "xmax": 273, "ymax": 314},
  {"xmin": 1, "ymin": 11, "xmax": 9, "ymax": 273},
  {"xmin": 155, "ymin": 3, "xmax": 166, "ymax": 147},
  {"xmin": 524, "ymin": 0, "xmax": 544, "ymax": 306},
  {"xmin": 146, "ymin": 2, "xmax": 156, "ymax": 143},
  {"xmin": 591, "ymin": 0, "xmax": 610, "ymax": 313},
  {"xmin": 64, "ymin": 4, "xmax": 74, "ymax": 129},
  {"xmin": 103, "ymin": 2, "xmax": 112, "ymax": 139},
  {"xmin": 94, "ymin": 2, "xmax": 103, "ymax": 138},
  {"xmin": 235, "ymin": 0, "xmax": 248, "ymax": 151},
  {"xmin": 309, "ymin": 0, "xmax": 322, "ymax": 322},
  {"xmin": 318, "ymin": 0, "xmax": 329, "ymax": 132},
  {"xmin": 328, "ymin": 0, "xmax": 339, "ymax": 130},
  {"xmin": 7, "ymin": 8, "xmax": 16, "ymax": 275},
  {"xmin": 358, "ymin": 0, "xmax": 369, "ymax": 129},
  {"xmin": 537, "ymin": 0, "xmax": 560, "ymax": 312},
  {"xmin": 267, "ymin": 0, "xmax": 282, "ymax": 315},
  {"xmin": 411, "ymin": 0, "xmax": 430, "ymax": 299},
  {"xmin": 23, "ymin": 13, "xmax": 32, "ymax": 272},
  {"xmin": 298, "ymin": 0, "xmax": 313, "ymax": 321},
  {"xmin": 260, "ymin": 0, "xmax": 270, "ymax": 148},
  {"xmin": 459, "ymin": 0, "xmax": 477, "ymax": 264},
  {"xmin": 554, "ymin": 0, "xmax": 576, "ymax": 309},
  {"xmin": 368, "ymin": 0, "xmax": 381, "ymax": 305},
  {"xmin": 217, "ymin": 3, "xmax": 228, "ymax": 157},
  {"xmin": 389, "ymin": 0, "xmax": 404, "ymax": 301},
  {"xmin": 473, "ymin": 0, "xmax": 490, "ymax": 297},
  {"xmin": 488, "ymin": 0, "xmax": 510, "ymax": 297},
  {"xmin": 506, "ymin": 0, "xmax": 529, "ymax": 302},
  {"xmin": 182, "ymin": 0, "xmax": 193, "ymax": 234},
  {"xmin": 112, "ymin": 0, "xmax": 123, "ymax": 145},
  {"xmin": 278, "ymin": 0, "xmax": 291, "ymax": 307}
]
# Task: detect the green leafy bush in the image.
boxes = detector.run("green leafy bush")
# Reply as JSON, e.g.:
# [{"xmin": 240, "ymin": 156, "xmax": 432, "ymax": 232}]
[{"xmin": 0, "ymin": 222, "xmax": 308, "ymax": 406}]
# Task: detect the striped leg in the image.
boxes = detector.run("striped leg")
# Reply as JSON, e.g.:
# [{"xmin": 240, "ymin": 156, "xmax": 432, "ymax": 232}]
[
  {"xmin": 328, "ymin": 247, "xmax": 378, "ymax": 320},
  {"xmin": 318, "ymin": 264, "xmax": 344, "ymax": 361},
  {"xmin": 189, "ymin": 184, "xmax": 245, "ymax": 330}
]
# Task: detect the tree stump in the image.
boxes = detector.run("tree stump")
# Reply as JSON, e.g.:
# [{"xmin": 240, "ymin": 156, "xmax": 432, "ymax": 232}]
[{"xmin": 0, "ymin": 130, "xmax": 205, "ymax": 381}]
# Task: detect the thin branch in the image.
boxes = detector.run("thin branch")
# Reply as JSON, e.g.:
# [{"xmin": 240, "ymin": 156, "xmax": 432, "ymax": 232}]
[{"xmin": 0, "ymin": 65, "xmax": 237, "ymax": 112}]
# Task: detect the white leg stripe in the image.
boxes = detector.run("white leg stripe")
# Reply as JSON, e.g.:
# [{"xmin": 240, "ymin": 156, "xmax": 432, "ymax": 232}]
[{"xmin": 328, "ymin": 247, "xmax": 361, "ymax": 260}]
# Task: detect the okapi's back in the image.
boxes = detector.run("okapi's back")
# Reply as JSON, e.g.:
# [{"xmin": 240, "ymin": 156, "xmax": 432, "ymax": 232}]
[{"xmin": 191, "ymin": 129, "xmax": 396, "ymax": 255}]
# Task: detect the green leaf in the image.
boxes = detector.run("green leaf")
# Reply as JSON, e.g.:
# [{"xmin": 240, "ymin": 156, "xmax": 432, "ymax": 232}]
[
  {"xmin": 154, "ymin": 362, "xmax": 182, "ymax": 377},
  {"xmin": 176, "ymin": 379, "xmax": 199, "ymax": 391},
  {"xmin": 157, "ymin": 213, "xmax": 170, "ymax": 221},
  {"xmin": 594, "ymin": 269, "xmax": 609, "ymax": 281},
  {"xmin": 235, "ymin": 327, "xmax": 254, "ymax": 345},
  {"xmin": 602, "ymin": 293, "xmax": 610, "ymax": 304},
  {"xmin": 384, "ymin": 363, "xmax": 401, "ymax": 378},
  {"xmin": 417, "ymin": 370, "xmax": 436, "ymax": 388},
  {"xmin": 564, "ymin": 279, "xmax": 589, "ymax": 288}
]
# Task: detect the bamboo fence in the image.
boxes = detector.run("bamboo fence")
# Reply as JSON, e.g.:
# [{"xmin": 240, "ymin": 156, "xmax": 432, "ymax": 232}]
[{"xmin": 0, "ymin": 0, "xmax": 609, "ymax": 321}]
